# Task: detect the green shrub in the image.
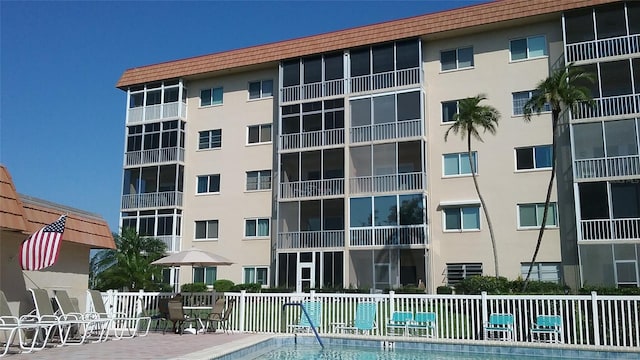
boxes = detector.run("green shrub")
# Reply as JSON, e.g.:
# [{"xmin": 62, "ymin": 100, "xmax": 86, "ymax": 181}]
[
  {"xmin": 385, "ymin": 286, "xmax": 425, "ymax": 294},
  {"xmin": 260, "ymin": 287, "xmax": 295, "ymax": 293},
  {"xmin": 213, "ymin": 279, "xmax": 235, "ymax": 292},
  {"xmin": 579, "ymin": 286, "xmax": 640, "ymax": 295},
  {"xmin": 510, "ymin": 279, "xmax": 568, "ymax": 294},
  {"xmin": 437, "ymin": 286, "xmax": 453, "ymax": 294},
  {"xmin": 180, "ymin": 282, "xmax": 208, "ymax": 292},
  {"xmin": 455, "ymin": 276, "xmax": 511, "ymax": 295},
  {"xmin": 231, "ymin": 283, "xmax": 262, "ymax": 292}
]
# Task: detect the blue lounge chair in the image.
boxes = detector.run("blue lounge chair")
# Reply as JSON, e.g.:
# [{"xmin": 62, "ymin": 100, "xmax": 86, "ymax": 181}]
[
  {"xmin": 407, "ymin": 311, "xmax": 437, "ymax": 338},
  {"xmin": 288, "ymin": 301, "xmax": 322, "ymax": 333},
  {"xmin": 335, "ymin": 302, "xmax": 377, "ymax": 334},
  {"xmin": 483, "ymin": 313, "xmax": 515, "ymax": 341},
  {"xmin": 386, "ymin": 311, "xmax": 413, "ymax": 336},
  {"xmin": 531, "ymin": 315, "xmax": 562, "ymax": 343}
]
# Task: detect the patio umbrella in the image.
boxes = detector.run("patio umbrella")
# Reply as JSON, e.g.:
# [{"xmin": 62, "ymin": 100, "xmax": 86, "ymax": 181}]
[{"xmin": 151, "ymin": 247, "xmax": 233, "ymax": 267}]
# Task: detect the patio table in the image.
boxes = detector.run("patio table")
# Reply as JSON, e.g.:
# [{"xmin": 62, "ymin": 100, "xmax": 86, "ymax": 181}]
[{"xmin": 182, "ymin": 306, "xmax": 211, "ymax": 334}]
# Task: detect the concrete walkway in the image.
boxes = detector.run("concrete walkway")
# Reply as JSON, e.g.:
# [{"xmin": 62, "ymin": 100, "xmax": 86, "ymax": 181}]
[{"xmin": 4, "ymin": 332, "xmax": 274, "ymax": 360}]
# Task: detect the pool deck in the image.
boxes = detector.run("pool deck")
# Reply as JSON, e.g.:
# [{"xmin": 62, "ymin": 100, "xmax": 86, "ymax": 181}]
[{"xmin": 4, "ymin": 331, "xmax": 274, "ymax": 360}]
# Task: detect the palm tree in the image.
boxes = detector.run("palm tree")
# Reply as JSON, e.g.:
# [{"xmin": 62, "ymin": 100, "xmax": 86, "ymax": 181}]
[
  {"xmin": 90, "ymin": 227, "xmax": 167, "ymax": 291},
  {"xmin": 521, "ymin": 63, "xmax": 595, "ymax": 290},
  {"xmin": 445, "ymin": 94, "xmax": 501, "ymax": 276}
]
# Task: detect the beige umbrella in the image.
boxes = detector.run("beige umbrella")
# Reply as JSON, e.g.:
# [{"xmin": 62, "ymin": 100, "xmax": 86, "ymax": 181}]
[{"xmin": 151, "ymin": 247, "xmax": 233, "ymax": 267}]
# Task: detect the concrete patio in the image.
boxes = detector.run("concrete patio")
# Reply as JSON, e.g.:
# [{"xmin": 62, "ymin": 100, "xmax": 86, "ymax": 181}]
[{"xmin": 5, "ymin": 332, "xmax": 274, "ymax": 360}]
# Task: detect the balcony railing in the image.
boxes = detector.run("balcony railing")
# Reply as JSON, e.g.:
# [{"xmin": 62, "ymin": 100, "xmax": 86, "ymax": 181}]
[
  {"xmin": 280, "ymin": 179, "xmax": 344, "ymax": 199},
  {"xmin": 277, "ymin": 230, "xmax": 344, "ymax": 249},
  {"xmin": 350, "ymin": 225, "xmax": 426, "ymax": 247},
  {"xmin": 127, "ymin": 101, "xmax": 186, "ymax": 124},
  {"xmin": 573, "ymin": 94, "xmax": 640, "ymax": 120},
  {"xmin": 350, "ymin": 119, "xmax": 422, "ymax": 143},
  {"xmin": 349, "ymin": 172, "xmax": 425, "ymax": 194},
  {"xmin": 156, "ymin": 235, "xmax": 181, "ymax": 253},
  {"xmin": 580, "ymin": 218, "xmax": 640, "ymax": 241},
  {"xmin": 574, "ymin": 155, "xmax": 640, "ymax": 179},
  {"xmin": 280, "ymin": 67, "xmax": 421, "ymax": 104},
  {"xmin": 121, "ymin": 191, "xmax": 183, "ymax": 209},
  {"xmin": 124, "ymin": 147, "xmax": 185, "ymax": 166},
  {"xmin": 280, "ymin": 128, "xmax": 345, "ymax": 150},
  {"xmin": 566, "ymin": 34, "xmax": 640, "ymax": 63}
]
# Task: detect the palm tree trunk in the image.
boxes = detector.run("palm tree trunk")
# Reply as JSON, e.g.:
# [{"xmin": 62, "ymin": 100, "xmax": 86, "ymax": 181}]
[
  {"xmin": 467, "ymin": 135, "xmax": 499, "ymax": 277},
  {"xmin": 522, "ymin": 110, "xmax": 559, "ymax": 291}
]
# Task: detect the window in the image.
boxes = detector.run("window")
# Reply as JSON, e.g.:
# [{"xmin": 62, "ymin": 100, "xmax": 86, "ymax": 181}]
[
  {"xmin": 245, "ymin": 218, "xmax": 269, "ymax": 237},
  {"xmin": 193, "ymin": 267, "xmax": 217, "ymax": 286},
  {"xmin": 248, "ymin": 124, "xmax": 272, "ymax": 144},
  {"xmin": 447, "ymin": 263, "xmax": 482, "ymax": 286},
  {"xmin": 512, "ymin": 91, "xmax": 551, "ymax": 116},
  {"xmin": 443, "ymin": 152, "xmax": 478, "ymax": 176},
  {"xmin": 195, "ymin": 220, "xmax": 218, "ymax": 240},
  {"xmin": 248, "ymin": 80, "xmax": 273, "ymax": 100},
  {"xmin": 516, "ymin": 145, "xmax": 552, "ymax": 170},
  {"xmin": 200, "ymin": 87, "xmax": 223, "ymax": 106},
  {"xmin": 444, "ymin": 206, "xmax": 480, "ymax": 231},
  {"xmin": 518, "ymin": 203, "xmax": 558, "ymax": 228},
  {"xmin": 198, "ymin": 129, "xmax": 221, "ymax": 150},
  {"xmin": 246, "ymin": 170, "xmax": 272, "ymax": 191},
  {"xmin": 510, "ymin": 35, "xmax": 547, "ymax": 61},
  {"xmin": 243, "ymin": 267, "xmax": 268, "ymax": 285},
  {"xmin": 520, "ymin": 263, "xmax": 560, "ymax": 283},
  {"xmin": 197, "ymin": 174, "xmax": 220, "ymax": 194},
  {"xmin": 442, "ymin": 100, "xmax": 459, "ymax": 123},
  {"xmin": 441, "ymin": 46, "xmax": 474, "ymax": 71}
]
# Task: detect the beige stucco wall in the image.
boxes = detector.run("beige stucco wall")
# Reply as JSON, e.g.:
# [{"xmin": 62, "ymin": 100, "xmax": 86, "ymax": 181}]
[
  {"xmin": 180, "ymin": 67, "xmax": 277, "ymax": 285},
  {"xmin": 424, "ymin": 20, "xmax": 564, "ymax": 287},
  {"xmin": 1, "ymin": 230, "xmax": 91, "ymax": 316}
]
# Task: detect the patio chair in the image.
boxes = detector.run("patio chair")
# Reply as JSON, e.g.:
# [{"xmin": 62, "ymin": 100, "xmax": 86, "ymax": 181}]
[
  {"xmin": 87, "ymin": 289, "xmax": 151, "ymax": 338},
  {"xmin": 204, "ymin": 299, "xmax": 235, "ymax": 334},
  {"xmin": 407, "ymin": 312, "xmax": 437, "ymax": 338},
  {"xmin": 483, "ymin": 313, "xmax": 514, "ymax": 341},
  {"xmin": 1, "ymin": 290, "xmax": 53, "ymax": 356},
  {"xmin": 53, "ymin": 290, "xmax": 110, "ymax": 343},
  {"xmin": 164, "ymin": 299, "xmax": 204, "ymax": 335},
  {"xmin": 386, "ymin": 311, "xmax": 413, "ymax": 336},
  {"xmin": 334, "ymin": 302, "xmax": 377, "ymax": 334},
  {"xmin": 29, "ymin": 288, "xmax": 82, "ymax": 346},
  {"xmin": 288, "ymin": 301, "xmax": 322, "ymax": 333},
  {"xmin": 149, "ymin": 297, "xmax": 170, "ymax": 331},
  {"xmin": 530, "ymin": 315, "xmax": 563, "ymax": 343}
]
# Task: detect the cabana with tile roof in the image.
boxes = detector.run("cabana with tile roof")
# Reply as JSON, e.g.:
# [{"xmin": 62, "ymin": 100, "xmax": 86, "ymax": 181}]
[{"xmin": 0, "ymin": 165, "xmax": 115, "ymax": 316}]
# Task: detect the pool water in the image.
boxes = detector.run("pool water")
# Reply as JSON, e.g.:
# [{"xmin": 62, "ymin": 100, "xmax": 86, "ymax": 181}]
[{"xmin": 248, "ymin": 345, "xmax": 561, "ymax": 360}]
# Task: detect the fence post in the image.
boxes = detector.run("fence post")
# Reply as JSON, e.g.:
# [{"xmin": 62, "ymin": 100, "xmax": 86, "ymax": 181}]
[
  {"xmin": 137, "ymin": 289, "xmax": 145, "ymax": 316},
  {"xmin": 239, "ymin": 290, "xmax": 246, "ymax": 333},
  {"xmin": 389, "ymin": 290, "xmax": 395, "ymax": 316},
  {"xmin": 591, "ymin": 291, "xmax": 600, "ymax": 345},
  {"xmin": 481, "ymin": 291, "xmax": 488, "ymax": 337}
]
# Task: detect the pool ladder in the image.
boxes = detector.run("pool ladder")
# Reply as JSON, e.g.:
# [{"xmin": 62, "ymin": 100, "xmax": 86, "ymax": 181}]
[{"xmin": 282, "ymin": 302, "xmax": 324, "ymax": 348}]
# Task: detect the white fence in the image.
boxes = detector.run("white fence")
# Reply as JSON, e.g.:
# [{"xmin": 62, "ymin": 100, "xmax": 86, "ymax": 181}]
[{"xmin": 95, "ymin": 290, "xmax": 640, "ymax": 349}]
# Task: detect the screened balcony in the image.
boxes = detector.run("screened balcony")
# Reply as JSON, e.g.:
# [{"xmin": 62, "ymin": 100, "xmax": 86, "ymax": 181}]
[
  {"xmin": 277, "ymin": 231, "xmax": 345, "ymax": 249},
  {"xmin": 277, "ymin": 199, "xmax": 345, "ymax": 250},
  {"xmin": 280, "ymin": 128, "xmax": 345, "ymax": 150},
  {"xmin": 121, "ymin": 191, "xmax": 183, "ymax": 209},
  {"xmin": 580, "ymin": 218, "xmax": 640, "ymax": 241},
  {"xmin": 125, "ymin": 147, "xmax": 185, "ymax": 166},
  {"xmin": 280, "ymin": 178, "xmax": 344, "ymax": 199},
  {"xmin": 574, "ymin": 155, "xmax": 640, "ymax": 179},
  {"xmin": 578, "ymin": 181, "xmax": 640, "ymax": 241},
  {"xmin": 280, "ymin": 100, "xmax": 345, "ymax": 151},
  {"xmin": 573, "ymin": 94, "xmax": 640, "ymax": 120},
  {"xmin": 156, "ymin": 235, "xmax": 182, "ymax": 253},
  {"xmin": 566, "ymin": 34, "xmax": 640, "ymax": 63},
  {"xmin": 280, "ymin": 149, "xmax": 344, "ymax": 200},
  {"xmin": 127, "ymin": 81, "xmax": 188, "ymax": 124},
  {"xmin": 350, "ymin": 225, "xmax": 426, "ymax": 247},
  {"xmin": 128, "ymin": 101, "xmax": 187, "ymax": 124}
]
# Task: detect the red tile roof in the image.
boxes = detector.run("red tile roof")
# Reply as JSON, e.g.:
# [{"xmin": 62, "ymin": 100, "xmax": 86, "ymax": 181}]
[
  {"xmin": 116, "ymin": 0, "xmax": 619, "ymax": 88},
  {"xmin": 0, "ymin": 165, "xmax": 115, "ymax": 249}
]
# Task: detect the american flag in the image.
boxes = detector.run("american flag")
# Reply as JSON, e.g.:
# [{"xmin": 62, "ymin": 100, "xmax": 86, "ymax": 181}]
[{"xmin": 19, "ymin": 214, "xmax": 67, "ymax": 271}]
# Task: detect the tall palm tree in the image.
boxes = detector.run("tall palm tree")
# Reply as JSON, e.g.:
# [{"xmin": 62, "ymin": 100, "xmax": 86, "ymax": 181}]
[
  {"xmin": 445, "ymin": 94, "xmax": 501, "ymax": 276},
  {"xmin": 521, "ymin": 63, "xmax": 595, "ymax": 290},
  {"xmin": 90, "ymin": 227, "xmax": 167, "ymax": 291}
]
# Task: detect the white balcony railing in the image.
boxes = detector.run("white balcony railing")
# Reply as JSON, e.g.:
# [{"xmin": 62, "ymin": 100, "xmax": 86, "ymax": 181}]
[
  {"xmin": 280, "ymin": 179, "xmax": 344, "ymax": 199},
  {"xmin": 574, "ymin": 155, "xmax": 640, "ymax": 179},
  {"xmin": 277, "ymin": 230, "xmax": 345, "ymax": 249},
  {"xmin": 121, "ymin": 191, "xmax": 183, "ymax": 209},
  {"xmin": 280, "ymin": 128, "xmax": 345, "ymax": 150},
  {"xmin": 350, "ymin": 119, "xmax": 422, "ymax": 143},
  {"xmin": 156, "ymin": 235, "xmax": 181, "ymax": 253},
  {"xmin": 101, "ymin": 290, "xmax": 640, "ymax": 348},
  {"xmin": 349, "ymin": 172, "xmax": 425, "ymax": 194},
  {"xmin": 573, "ymin": 94, "xmax": 640, "ymax": 120},
  {"xmin": 280, "ymin": 67, "xmax": 421, "ymax": 103},
  {"xmin": 566, "ymin": 34, "xmax": 640, "ymax": 63},
  {"xmin": 580, "ymin": 218, "xmax": 640, "ymax": 241},
  {"xmin": 127, "ymin": 101, "xmax": 186, "ymax": 124},
  {"xmin": 124, "ymin": 147, "xmax": 185, "ymax": 166},
  {"xmin": 350, "ymin": 225, "xmax": 426, "ymax": 247}
]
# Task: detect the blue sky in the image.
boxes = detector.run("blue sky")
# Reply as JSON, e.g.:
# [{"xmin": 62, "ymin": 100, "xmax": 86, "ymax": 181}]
[{"xmin": 1, "ymin": 0, "xmax": 483, "ymax": 233}]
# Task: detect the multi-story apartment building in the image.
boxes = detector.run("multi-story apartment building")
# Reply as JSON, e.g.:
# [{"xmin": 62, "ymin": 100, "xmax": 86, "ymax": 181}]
[{"xmin": 116, "ymin": 0, "xmax": 637, "ymax": 292}]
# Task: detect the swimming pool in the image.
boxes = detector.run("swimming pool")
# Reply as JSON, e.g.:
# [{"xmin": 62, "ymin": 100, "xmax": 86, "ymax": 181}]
[{"xmin": 214, "ymin": 336, "xmax": 639, "ymax": 360}]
